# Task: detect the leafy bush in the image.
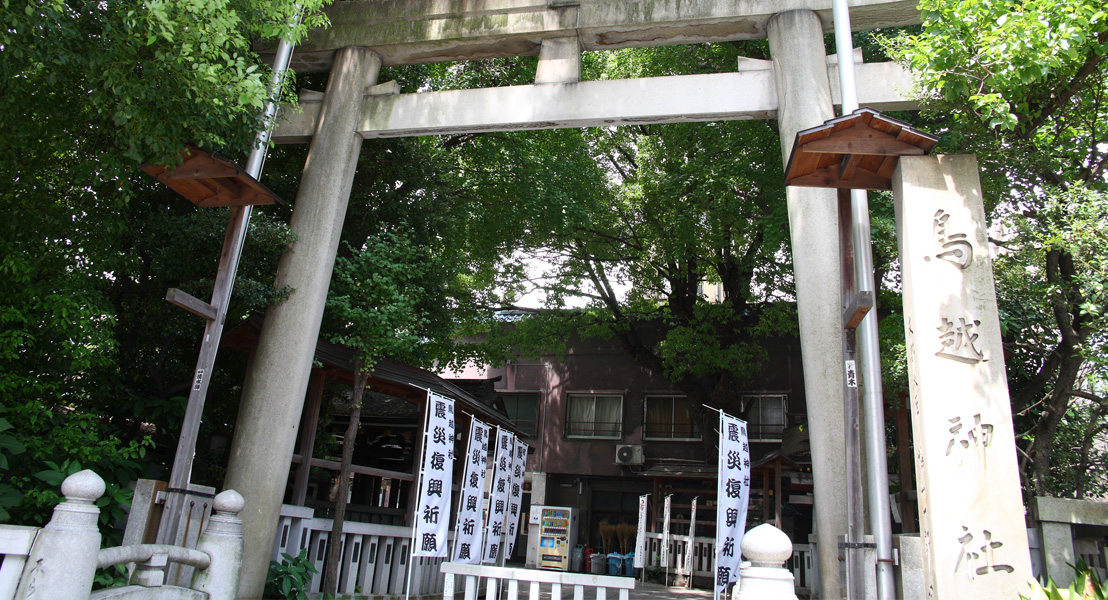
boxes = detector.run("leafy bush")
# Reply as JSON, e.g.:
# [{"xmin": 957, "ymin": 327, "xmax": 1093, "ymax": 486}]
[
  {"xmin": 265, "ymin": 550, "xmax": 317, "ymax": 600},
  {"xmin": 1022, "ymin": 561, "xmax": 1108, "ymax": 600},
  {"xmin": 0, "ymin": 403, "xmax": 152, "ymax": 546}
]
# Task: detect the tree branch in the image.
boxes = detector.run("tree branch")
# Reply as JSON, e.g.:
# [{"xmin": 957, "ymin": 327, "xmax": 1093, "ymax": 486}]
[{"xmin": 1018, "ymin": 28, "xmax": 1108, "ymax": 139}]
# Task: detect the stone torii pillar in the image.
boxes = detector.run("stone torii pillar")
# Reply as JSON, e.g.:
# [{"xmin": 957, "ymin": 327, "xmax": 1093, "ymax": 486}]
[
  {"xmin": 768, "ymin": 10, "xmax": 849, "ymax": 599},
  {"xmin": 223, "ymin": 46, "xmax": 382, "ymax": 599}
]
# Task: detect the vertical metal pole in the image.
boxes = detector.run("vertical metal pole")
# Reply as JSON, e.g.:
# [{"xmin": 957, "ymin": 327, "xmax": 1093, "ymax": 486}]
[
  {"xmin": 838, "ymin": 190, "xmax": 865, "ymax": 600},
  {"xmin": 158, "ymin": 22, "xmax": 300, "ymax": 545},
  {"xmin": 831, "ymin": 1, "xmax": 897, "ymax": 597}
]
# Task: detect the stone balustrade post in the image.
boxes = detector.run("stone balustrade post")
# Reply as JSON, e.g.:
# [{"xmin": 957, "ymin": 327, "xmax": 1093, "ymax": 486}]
[
  {"xmin": 130, "ymin": 553, "xmax": 169, "ymax": 587},
  {"xmin": 191, "ymin": 490, "xmax": 246, "ymax": 600},
  {"xmin": 15, "ymin": 470, "xmax": 105, "ymax": 600},
  {"xmin": 734, "ymin": 524, "xmax": 797, "ymax": 600}
]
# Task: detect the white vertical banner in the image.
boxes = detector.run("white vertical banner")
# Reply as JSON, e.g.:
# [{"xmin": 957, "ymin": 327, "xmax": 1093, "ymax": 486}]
[
  {"xmin": 413, "ymin": 393, "xmax": 455, "ymax": 557},
  {"xmin": 633, "ymin": 494, "xmax": 648, "ymax": 568},
  {"xmin": 451, "ymin": 419, "xmax": 490, "ymax": 563},
  {"xmin": 714, "ymin": 412, "xmax": 750, "ymax": 599},
  {"xmin": 482, "ymin": 429, "xmax": 515, "ymax": 564},
  {"xmin": 660, "ymin": 494, "xmax": 672, "ymax": 567},
  {"xmin": 683, "ymin": 496, "xmax": 698, "ymax": 576},
  {"xmin": 504, "ymin": 440, "xmax": 529, "ymax": 559}
]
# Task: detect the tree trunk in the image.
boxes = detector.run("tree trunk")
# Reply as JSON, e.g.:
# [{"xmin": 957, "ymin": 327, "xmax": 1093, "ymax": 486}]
[
  {"xmin": 323, "ymin": 366, "xmax": 368, "ymax": 596},
  {"xmin": 1027, "ymin": 247, "xmax": 1090, "ymax": 498},
  {"xmin": 1075, "ymin": 406, "xmax": 1108, "ymax": 500},
  {"xmin": 1029, "ymin": 347, "xmax": 1083, "ymax": 497}
]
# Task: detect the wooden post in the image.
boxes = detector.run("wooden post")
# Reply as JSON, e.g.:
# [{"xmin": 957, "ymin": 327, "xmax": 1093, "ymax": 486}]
[
  {"xmin": 774, "ymin": 461, "xmax": 783, "ymax": 530},
  {"xmin": 159, "ymin": 205, "xmax": 250, "ymax": 548},
  {"xmin": 292, "ymin": 369, "xmax": 326, "ymax": 505},
  {"xmin": 762, "ymin": 470, "xmax": 772, "ymax": 523},
  {"xmin": 895, "ymin": 398, "xmax": 917, "ymax": 533}
]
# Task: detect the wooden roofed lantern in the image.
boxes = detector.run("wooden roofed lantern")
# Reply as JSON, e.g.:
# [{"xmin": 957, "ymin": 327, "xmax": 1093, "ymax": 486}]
[
  {"xmin": 141, "ymin": 144, "xmax": 283, "ymax": 207},
  {"xmin": 784, "ymin": 108, "xmax": 938, "ymax": 191}
]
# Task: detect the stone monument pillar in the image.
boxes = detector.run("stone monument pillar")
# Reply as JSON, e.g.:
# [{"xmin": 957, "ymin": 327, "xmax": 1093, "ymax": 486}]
[
  {"xmin": 224, "ymin": 46, "xmax": 382, "ymax": 599},
  {"xmin": 767, "ymin": 11, "xmax": 848, "ymax": 599},
  {"xmin": 893, "ymin": 155, "xmax": 1033, "ymax": 598}
]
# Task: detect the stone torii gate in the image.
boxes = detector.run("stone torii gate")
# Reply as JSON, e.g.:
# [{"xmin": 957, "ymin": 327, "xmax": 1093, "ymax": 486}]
[{"xmin": 224, "ymin": 2, "xmax": 923, "ymax": 598}]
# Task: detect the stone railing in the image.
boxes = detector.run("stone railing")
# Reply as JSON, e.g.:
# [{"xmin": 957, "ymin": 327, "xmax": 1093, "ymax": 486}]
[
  {"xmin": 1033, "ymin": 496, "xmax": 1108, "ymax": 587},
  {"xmin": 440, "ymin": 562, "xmax": 635, "ymax": 600},
  {"xmin": 1, "ymin": 470, "xmax": 243, "ymax": 600}
]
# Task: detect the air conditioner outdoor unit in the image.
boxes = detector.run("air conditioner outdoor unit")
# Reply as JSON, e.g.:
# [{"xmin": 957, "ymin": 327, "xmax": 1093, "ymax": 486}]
[{"xmin": 615, "ymin": 444, "xmax": 644, "ymax": 466}]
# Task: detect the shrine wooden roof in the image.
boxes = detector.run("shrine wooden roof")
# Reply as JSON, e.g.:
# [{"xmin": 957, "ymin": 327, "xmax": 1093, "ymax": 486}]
[
  {"xmin": 751, "ymin": 449, "xmax": 802, "ymax": 472},
  {"xmin": 784, "ymin": 108, "xmax": 938, "ymax": 191},
  {"xmin": 223, "ymin": 314, "xmax": 523, "ymax": 435},
  {"xmin": 141, "ymin": 145, "xmax": 283, "ymax": 207}
]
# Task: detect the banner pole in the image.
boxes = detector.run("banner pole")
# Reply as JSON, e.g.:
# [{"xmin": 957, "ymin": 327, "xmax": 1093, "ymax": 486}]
[
  {"xmin": 405, "ymin": 390, "xmax": 432, "ymax": 600},
  {"xmin": 713, "ymin": 410, "xmax": 722, "ymax": 600},
  {"xmin": 635, "ymin": 493, "xmax": 648, "ymax": 584}
]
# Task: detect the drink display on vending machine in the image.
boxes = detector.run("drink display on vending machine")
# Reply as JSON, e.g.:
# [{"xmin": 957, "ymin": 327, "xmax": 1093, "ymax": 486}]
[{"xmin": 537, "ymin": 506, "xmax": 576, "ymax": 570}]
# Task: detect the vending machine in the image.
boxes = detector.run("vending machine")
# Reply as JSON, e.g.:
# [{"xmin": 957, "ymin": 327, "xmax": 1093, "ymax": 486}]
[{"xmin": 537, "ymin": 506, "xmax": 577, "ymax": 570}]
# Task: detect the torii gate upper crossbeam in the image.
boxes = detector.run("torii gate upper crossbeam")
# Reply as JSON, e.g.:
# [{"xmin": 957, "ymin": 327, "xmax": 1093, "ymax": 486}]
[{"xmin": 258, "ymin": 0, "xmax": 921, "ymax": 71}]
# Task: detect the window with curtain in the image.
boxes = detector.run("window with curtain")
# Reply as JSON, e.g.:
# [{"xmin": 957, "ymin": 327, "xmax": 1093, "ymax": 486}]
[
  {"xmin": 501, "ymin": 392, "xmax": 540, "ymax": 437},
  {"xmin": 644, "ymin": 395, "xmax": 700, "ymax": 440},
  {"xmin": 566, "ymin": 394, "xmax": 623, "ymax": 438},
  {"xmin": 742, "ymin": 394, "xmax": 787, "ymax": 440}
]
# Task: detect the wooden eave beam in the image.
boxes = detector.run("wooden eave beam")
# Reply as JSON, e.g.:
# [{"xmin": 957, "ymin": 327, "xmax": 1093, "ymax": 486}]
[
  {"xmin": 801, "ymin": 125, "xmax": 927, "ymax": 156},
  {"xmin": 158, "ymin": 161, "xmax": 240, "ymax": 181},
  {"xmin": 788, "ymin": 164, "xmax": 891, "ymax": 190}
]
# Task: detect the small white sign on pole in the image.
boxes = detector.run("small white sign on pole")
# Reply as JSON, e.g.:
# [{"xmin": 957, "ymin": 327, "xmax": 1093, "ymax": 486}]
[{"xmin": 443, "ymin": 573, "xmax": 455, "ymax": 597}]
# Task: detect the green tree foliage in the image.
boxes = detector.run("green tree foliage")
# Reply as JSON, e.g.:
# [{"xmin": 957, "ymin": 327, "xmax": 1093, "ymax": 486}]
[
  {"xmin": 0, "ymin": 0, "xmax": 327, "ymax": 528},
  {"xmin": 420, "ymin": 44, "xmax": 800, "ymax": 430},
  {"xmin": 885, "ymin": 0, "xmax": 1108, "ymax": 498},
  {"xmin": 994, "ymin": 187, "xmax": 1108, "ymax": 499}
]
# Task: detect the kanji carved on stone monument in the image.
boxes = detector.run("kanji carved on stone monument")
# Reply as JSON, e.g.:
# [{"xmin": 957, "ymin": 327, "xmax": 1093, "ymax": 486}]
[
  {"xmin": 936, "ymin": 316, "xmax": 986, "ymax": 364},
  {"xmin": 927, "ymin": 209, "xmax": 974, "ymax": 269}
]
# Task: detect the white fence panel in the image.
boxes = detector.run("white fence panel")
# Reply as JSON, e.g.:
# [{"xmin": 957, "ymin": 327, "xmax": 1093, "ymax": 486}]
[
  {"xmin": 0, "ymin": 526, "xmax": 37, "ymax": 600},
  {"xmin": 440, "ymin": 562, "xmax": 634, "ymax": 600}
]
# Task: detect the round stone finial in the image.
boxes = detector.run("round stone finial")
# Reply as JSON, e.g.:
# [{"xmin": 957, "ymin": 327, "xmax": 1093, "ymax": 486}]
[
  {"xmin": 214, "ymin": 489, "xmax": 245, "ymax": 515},
  {"xmin": 61, "ymin": 469, "xmax": 106, "ymax": 502},
  {"xmin": 740, "ymin": 523, "xmax": 793, "ymax": 567}
]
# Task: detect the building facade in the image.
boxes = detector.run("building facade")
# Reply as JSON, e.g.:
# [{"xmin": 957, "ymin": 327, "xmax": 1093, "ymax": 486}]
[{"xmin": 448, "ymin": 326, "xmax": 815, "ymax": 570}]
